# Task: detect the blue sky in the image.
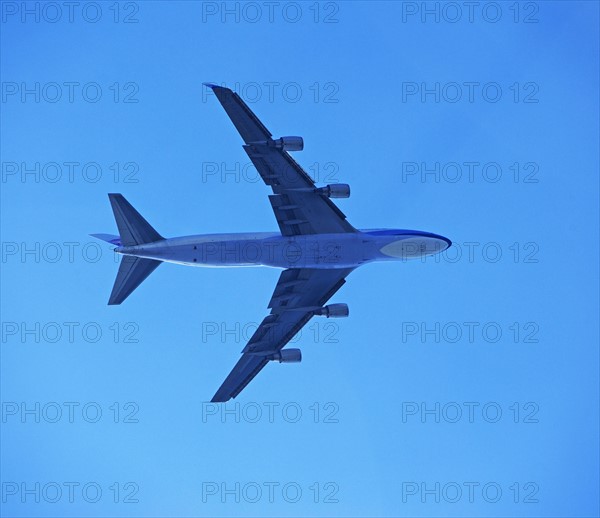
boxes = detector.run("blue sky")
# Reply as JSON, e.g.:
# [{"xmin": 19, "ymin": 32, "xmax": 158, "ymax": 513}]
[{"xmin": 1, "ymin": 1, "xmax": 599, "ymax": 516}]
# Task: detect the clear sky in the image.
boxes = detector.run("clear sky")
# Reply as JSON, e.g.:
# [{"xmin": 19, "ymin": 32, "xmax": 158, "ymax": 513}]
[{"xmin": 1, "ymin": 1, "xmax": 599, "ymax": 517}]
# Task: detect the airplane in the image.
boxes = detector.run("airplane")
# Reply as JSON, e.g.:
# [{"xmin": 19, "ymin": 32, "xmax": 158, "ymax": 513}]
[{"xmin": 92, "ymin": 83, "xmax": 451, "ymax": 402}]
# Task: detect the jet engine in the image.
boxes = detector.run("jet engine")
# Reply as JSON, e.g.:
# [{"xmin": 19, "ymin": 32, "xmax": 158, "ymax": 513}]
[
  {"xmin": 315, "ymin": 303, "xmax": 349, "ymax": 318},
  {"xmin": 274, "ymin": 136, "xmax": 304, "ymax": 152},
  {"xmin": 316, "ymin": 184, "xmax": 350, "ymax": 198},
  {"xmin": 268, "ymin": 349, "xmax": 302, "ymax": 363}
]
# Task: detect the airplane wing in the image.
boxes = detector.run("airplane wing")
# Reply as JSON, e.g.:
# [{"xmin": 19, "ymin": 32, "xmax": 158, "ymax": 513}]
[
  {"xmin": 204, "ymin": 83, "xmax": 357, "ymax": 236},
  {"xmin": 211, "ymin": 267, "xmax": 353, "ymax": 402}
]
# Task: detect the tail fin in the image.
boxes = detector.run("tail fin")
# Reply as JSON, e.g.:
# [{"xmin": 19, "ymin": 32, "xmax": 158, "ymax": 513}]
[
  {"xmin": 108, "ymin": 193, "xmax": 163, "ymax": 246},
  {"xmin": 89, "ymin": 233, "xmax": 121, "ymax": 246},
  {"xmin": 108, "ymin": 255, "xmax": 161, "ymax": 305},
  {"xmin": 92, "ymin": 194, "xmax": 164, "ymax": 305}
]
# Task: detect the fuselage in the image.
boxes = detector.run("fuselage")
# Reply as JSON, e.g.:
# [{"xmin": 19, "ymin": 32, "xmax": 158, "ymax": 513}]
[{"xmin": 115, "ymin": 229, "xmax": 451, "ymax": 269}]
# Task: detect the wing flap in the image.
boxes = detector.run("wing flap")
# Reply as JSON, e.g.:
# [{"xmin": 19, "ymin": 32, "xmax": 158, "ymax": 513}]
[
  {"xmin": 244, "ymin": 143, "xmax": 314, "ymax": 190},
  {"xmin": 268, "ymin": 191, "xmax": 354, "ymax": 236}
]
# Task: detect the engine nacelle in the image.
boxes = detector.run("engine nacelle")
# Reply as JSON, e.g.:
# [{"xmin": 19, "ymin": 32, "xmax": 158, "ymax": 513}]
[
  {"xmin": 268, "ymin": 348, "xmax": 302, "ymax": 363},
  {"xmin": 315, "ymin": 303, "xmax": 349, "ymax": 318},
  {"xmin": 274, "ymin": 136, "xmax": 304, "ymax": 152},
  {"xmin": 317, "ymin": 183, "xmax": 350, "ymax": 198}
]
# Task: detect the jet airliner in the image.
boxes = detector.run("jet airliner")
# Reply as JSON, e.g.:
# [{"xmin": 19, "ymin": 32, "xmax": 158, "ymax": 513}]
[{"xmin": 92, "ymin": 84, "xmax": 451, "ymax": 401}]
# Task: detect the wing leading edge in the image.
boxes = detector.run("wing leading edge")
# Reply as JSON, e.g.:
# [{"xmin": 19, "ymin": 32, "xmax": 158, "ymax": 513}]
[{"xmin": 211, "ymin": 267, "xmax": 353, "ymax": 402}]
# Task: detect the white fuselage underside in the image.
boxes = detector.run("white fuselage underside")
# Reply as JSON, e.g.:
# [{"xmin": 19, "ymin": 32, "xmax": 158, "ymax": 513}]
[{"xmin": 116, "ymin": 229, "xmax": 451, "ymax": 269}]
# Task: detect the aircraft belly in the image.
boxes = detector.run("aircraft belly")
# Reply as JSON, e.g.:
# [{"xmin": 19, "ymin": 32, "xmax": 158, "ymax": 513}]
[
  {"xmin": 148, "ymin": 235, "xmax": 365, "ymax": 269},
  {"xmin": 260, "ymin": 235, "xmax": 363, "ymax": 269}
]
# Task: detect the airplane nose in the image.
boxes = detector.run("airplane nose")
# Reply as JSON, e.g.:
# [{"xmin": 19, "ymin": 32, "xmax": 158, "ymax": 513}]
[
  {"xmin": 417, "ymin": 232, "xmax": 452, "ymax": 252},
  {"xmin": 379, "ymin": 232, "xmax": 451, "ymax": 259},
  {"xmin": 427, "ymin": 235, "xmax": 452, "ymax": 255},
  {"xmin": 437, "ymin": 234, "xmax": 452, "ymax": 250}
]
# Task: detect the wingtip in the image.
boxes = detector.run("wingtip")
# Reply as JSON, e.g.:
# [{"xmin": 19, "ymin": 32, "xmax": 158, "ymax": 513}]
[
  {"xmin": 203, "ymin": 83, "xmax": 233, "ymax": 94},
  {"xmin": 210, "ymin": 390, "xmax": 233, "ymax": 403}
]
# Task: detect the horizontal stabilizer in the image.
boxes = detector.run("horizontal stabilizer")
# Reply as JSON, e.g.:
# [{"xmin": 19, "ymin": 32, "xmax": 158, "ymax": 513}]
[
  {"xmin": 108, "ymin": 193, "xmax": 163, "ymax": 246},
  {"xmin": 108, "ymin": 255, "xmax": 161, "ymax": 305}
]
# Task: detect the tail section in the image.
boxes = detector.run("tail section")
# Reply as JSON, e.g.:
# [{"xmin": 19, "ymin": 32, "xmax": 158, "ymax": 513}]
[
  {"xmin": 108, "ymin": 255, "xmax": 161, "ymax": 305},
  {"xmin": 89, "ymin": 233, "xmax": 121, "ymax": 246},
  {"xmin": 108, "ymin": 193, "xmax": 163, "ymax": 246},
  {"xmin": 92, "ymin": 194, "xmax": 164, "ymax": 305}
]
